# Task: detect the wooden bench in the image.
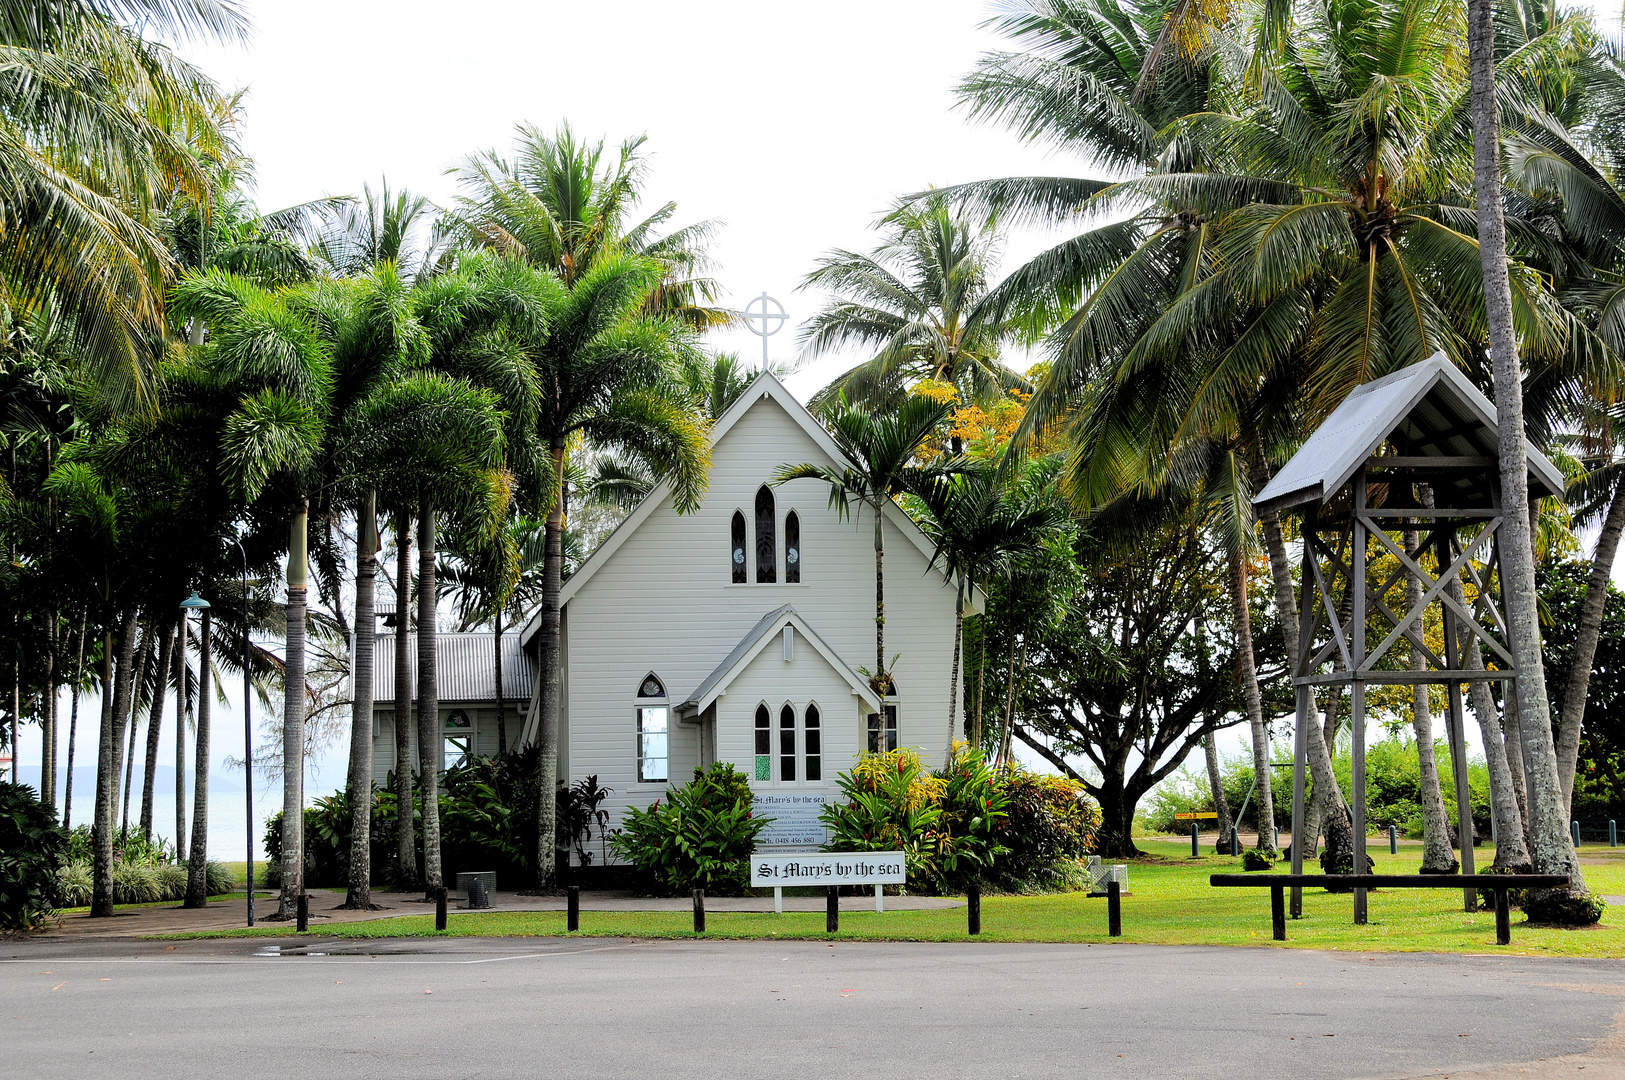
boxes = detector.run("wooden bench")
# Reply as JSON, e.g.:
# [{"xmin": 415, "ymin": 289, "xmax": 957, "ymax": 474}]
[{"xmin": 1210, "ymin": 873, "xmax": 1571, "ymax": 945}]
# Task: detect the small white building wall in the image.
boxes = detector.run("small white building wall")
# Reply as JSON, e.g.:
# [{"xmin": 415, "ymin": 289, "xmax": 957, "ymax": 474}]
[
  {"xmin": 371, "ymin": 703, "xmax": 528, "ymax": 784},
  {"xmin": 711, "ymin": 627, "xmax": 867, "ymax": 789},
  {"xmin": 562, "ymin": 391, "xmax": 960, "ymax": 839}
]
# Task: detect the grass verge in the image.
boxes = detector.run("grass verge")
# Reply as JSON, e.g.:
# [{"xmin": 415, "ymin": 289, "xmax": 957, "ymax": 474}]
[{"xmin": 153, "ymin": 841, "xmax": 1625, "ymax": 956}]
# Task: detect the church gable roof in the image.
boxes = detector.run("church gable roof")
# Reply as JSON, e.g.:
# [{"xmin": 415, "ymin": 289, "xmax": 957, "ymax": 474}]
[
  {"xmin": 518, "ymin": 371, "xmax": 959, "ymax": 647},
  {"xmin": 678, "ymin": 604, "xmax": 883, "ymax": 716}
]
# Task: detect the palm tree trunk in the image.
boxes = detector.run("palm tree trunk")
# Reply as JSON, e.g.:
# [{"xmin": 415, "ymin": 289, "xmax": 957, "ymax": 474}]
[
  {"xmin": 184, "ymin": 611, "xmax": 212, "ymax": 908},
  {"xmin": 1406, "ymin": 526, "xmax": 1458, "ymax": 872},
  {"xmin": 997, "ymin": 631, "xmax": 1019, "ymax": 755},
  {"xmin": 279, "ymin": 501, "xmax": 309, "ymax": 918},
  {"xmin": 1203, "ymin": 729, "xmax": 1234, "ymax": 852},
  {"xmin": 345, "ymin": 489, "xmax": 377, "ymax": 909},
  {"xmin": 120, "ymin": 623, "xmax": 149, "ymax": 836},
  {"xmin": 999, "ymin": 637, "xmax": 1029, "ymax": 765},
  {"xmin": 139, "ymin": 620, "xmax": 175, "ymax": 840},
  {"xmin": 536, "ymin": 441, "xmax": 568, "ymax": 891},
  {"xmin": 1557, "ymin": 481, "xmax": 1625, "ymax": 816},
  {"xmin": 393, "ymin": 510, "xmax": 417, "ymax": 888},
  {"xmin": 973, "ymin": 618, "xmax": 988, "ymax": 749},
  {"xmin": 92, "ymin": 614, "xmax": 136, "ymax": 918},
  {"xmin": 494, "ymin": 606, "xmax": 506, "ymax": 756},
  {"xmin": 63, "ymin": 617, "xmax": 85, "ymax": 829},
  {"xmin": 41, "ymin": 606, "xmax": 57, "ymax": 810},
  {"xmin": 873, "ymin": 497, "xmax": 886, "ymax": 684},
  {"xmin": 1228, "ymin": 544, "xmax": 1275, "ymax": 849},
  {"xmin": 1467, "ymin": 0, "xmax": 1588, "ymax": 904},
  {"xmin": 945, "ymin": 576, "xmax": 964, "ymax": 759},
  {"xmin": 174, "ymin": 622, "xmax": 187, "ymax": 857},
  {"xmin": 416, "ymin": 500, "xmax": 443, "ymax": 896}
]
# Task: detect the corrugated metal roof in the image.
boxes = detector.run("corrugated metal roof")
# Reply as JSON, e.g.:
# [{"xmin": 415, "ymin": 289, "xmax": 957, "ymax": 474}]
[
  {"xmin": 371, "ymin": 632, "xmax": 535, "ymax": 704},
  {"xmin": 1255, "ymin": 354, "xmax": 1566, "ymax": 512}
]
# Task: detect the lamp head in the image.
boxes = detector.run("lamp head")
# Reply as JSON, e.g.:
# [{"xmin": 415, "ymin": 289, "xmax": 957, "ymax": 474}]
[{"xmin": 179, "ymin": 591, "xmax": 211, "ymax": 611}]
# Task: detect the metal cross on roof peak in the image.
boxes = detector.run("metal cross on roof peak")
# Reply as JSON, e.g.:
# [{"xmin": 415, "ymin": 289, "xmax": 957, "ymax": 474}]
[{"xmin": 743, "ymin": 292, "xmax": 787, "ymax": 372}]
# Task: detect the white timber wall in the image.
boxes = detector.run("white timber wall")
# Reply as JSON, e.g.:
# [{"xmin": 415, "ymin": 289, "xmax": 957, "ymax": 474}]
[
  {"xmin": 713, "ymin": 627, "xmax": 867, "ymax": 784},
  {"xmin": 562, "ymin": 390, "xmax": 961, "ymax": 849}
]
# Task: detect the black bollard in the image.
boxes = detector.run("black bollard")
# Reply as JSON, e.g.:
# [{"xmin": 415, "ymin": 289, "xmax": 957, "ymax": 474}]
[
  {"xmin": 1191, "ymin": 822, "xmax": 1199, "ymax": 857},
  {"xmin": 567, "ymin": 885, "xmax": 580, "ymax": 932},
  {"xmin": 826, "ymin": 886, "xmax": 839, "ymax": 933},
  {"xmin": 1229, "ymin": 826, "xmax": 1239, "ymax": 857},
  {"xmin": 967, "ymin": 885, "xmax": 981, "ymax": 935},
  {"xmin": 1107, "ymin": 879, "xmax": 1122, "ymax": 937},
  {"xmin": 1389, "ymin": 824, "xmax": 1398, "ymax": 854},
  {"xmin": 1494, "ymin": 887, "xmax": 1511, "ymax": 946},
  {"xmin": 692, "ymin": 887, "xmax": 705, "ymax": 933},
  {"xmin": 295, "ymin": 892, "xmax": 308, "ymax": 933},
  {"xmin": 435, "ymin": 886, "xmax": 447, "ymax": 931},
  {"xmin": 1271, "ymin": 885, "xmax": 1286, "ymax": 941}
]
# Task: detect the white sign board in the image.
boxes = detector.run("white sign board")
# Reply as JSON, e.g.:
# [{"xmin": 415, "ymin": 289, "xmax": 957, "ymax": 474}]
[
  {"xmin": 750, "ymin": 852, "xmax": 907, "ymax": 887},
  {"xmin": 752, "ymin": 793, "xmax": 829, "ymax": 848}
]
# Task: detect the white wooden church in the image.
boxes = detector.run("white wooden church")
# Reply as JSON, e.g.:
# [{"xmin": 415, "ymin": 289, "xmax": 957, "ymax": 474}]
[{"xmin": 368, "ymin": 373, "xmax": 969, "ymax": 857}]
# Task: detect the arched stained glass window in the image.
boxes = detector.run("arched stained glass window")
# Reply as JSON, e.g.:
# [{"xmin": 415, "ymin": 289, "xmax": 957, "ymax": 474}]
[
  {"xmin": 779, "ymin": 703, "xmax": 796, "ymax": 781},
  {"xmin": 754, "ymin": 704, "xmax": 772, "ymax": 780},
  {"xmin": 785, "ymin": 511, "xmax": 800, "ymax": 583},
  {"xmin": 755, "ymin": 486, "xmax": 776, "ymax": 583},
  {"xmin": 804, "ymin": 703, "xmax": 820, "ymax": 781},
  {"xmin": 730, "ymin": 511, "xmax": 747, "ymax": 583}
]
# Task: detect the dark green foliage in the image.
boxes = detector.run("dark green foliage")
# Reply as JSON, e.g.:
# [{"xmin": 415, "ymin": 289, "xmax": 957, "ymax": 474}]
[
  {"xmin": 558, "ymin": 775, "xmax": 613, "ymax": 867},
  {"xmin": 992, "ymin": 770, "xmax": 1103, "ymax": 891},
  {"xmin": 1523, "ymin": 888, "xmax": 1609, "ymax": 926},
  {"xmin": 1242, "ymin": 847, "xmax": 1277, "ymax": 871},
  {"xmin": 1540, "ymin": 560, "xmax": 1625, "ymax": 820},
  {"xmin": 0, "ymin": 783, "xmax": 69, "ymax": 931},
  {"xmin": 930, "ymin": 745, "xmax": 1012, "ymax": 891},
  {"xmin": 611, "ymin": 764, "xmax": 769, "ymax": 896}
]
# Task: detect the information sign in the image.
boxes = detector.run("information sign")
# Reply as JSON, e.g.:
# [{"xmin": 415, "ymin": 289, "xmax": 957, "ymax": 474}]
[
  {"xmin": 750, "ymin": 852, "xmax": 906, "ymax": 888},
  {"xmin": 752, "ymin": 792, "xmax": 829, "ymax": 848}
]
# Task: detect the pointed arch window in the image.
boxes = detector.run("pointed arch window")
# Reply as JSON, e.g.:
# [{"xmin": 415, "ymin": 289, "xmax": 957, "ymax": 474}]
[
  {"xmin": 730, "ymin": 511, "xmax": 747, "ymax": 583},
  {"xmin": 785, "ymin": 510, "xmax": 801, "ymax": 583},
  {"xmin": 755, "ymin": 486, "xmax": 776, "ymax": 582},
  {"xmin": 636, "ymin": 675, "xmax": 668, "ymax": 783},
  {"xmin": 804, "ymin": 703, "xmax": 821, "ymax": 781},
  {"xmin": 754, "ymin": 704, "xmax": 772, "ymax": 780},
  {"xmin": 779, "ymin": 703, "xmax": 797, "ymax": 781}
]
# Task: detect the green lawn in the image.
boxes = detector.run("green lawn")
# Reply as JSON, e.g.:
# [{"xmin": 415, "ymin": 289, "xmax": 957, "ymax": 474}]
[
  {"xmin": 59, "ymin": 890, "xmax": 273, "ymax": 915},
  {"xmin": 159, "ymin": 841, "xmax": 1625, "ymax": 957}
]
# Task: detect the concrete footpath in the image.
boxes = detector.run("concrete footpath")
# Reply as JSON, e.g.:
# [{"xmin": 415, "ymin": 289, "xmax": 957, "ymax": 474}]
[{"xmin": 41, "ymin": 887, "xmax": 962, "ymax": 939}]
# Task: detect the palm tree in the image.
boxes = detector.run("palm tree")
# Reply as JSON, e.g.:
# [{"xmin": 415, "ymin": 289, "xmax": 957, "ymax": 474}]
[
  {"xmin": 0, "ymin": 0, "xmax": 247, "ymax": 395},
  {"xmin": 776, "ymin": 393, "xmax": 956, "ymax": 692},
  {"xmin": 907, "ymin": 452, "xmax": 1076, "ymax": 752},
  {"xmin": 310, "ymin": 179, "xmax": 441, "ymax": 283},
  {"xmin": 801, "ymin": 195, "xmax": 1029, "ymax": 418},
  {"xmin": 446, "ymin": 121, "xmax": 730, "ymax": 329}
]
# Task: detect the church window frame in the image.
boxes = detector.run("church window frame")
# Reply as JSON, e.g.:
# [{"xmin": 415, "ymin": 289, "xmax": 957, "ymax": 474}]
[
  {"xmin": 755, "ymin": 485, "xmax": 777, "ymax": 583},
  {"xmin": 730, "ymin": 510, "xmax": 747, "ymax": 583},
  {"xmin": 635, "ymin": 674, "xmax": 669, "ymax": 784},
  {"xmin": 785, "ymin": 510, "xmax": 801, "ymax": 583}
]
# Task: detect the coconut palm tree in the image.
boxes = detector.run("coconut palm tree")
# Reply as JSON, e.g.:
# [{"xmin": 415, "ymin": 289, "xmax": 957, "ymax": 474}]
[
  {"xmin": 801, "ymin": 195, "xmax": 1030, "ymax": 417},
  {"xmin": 310, "ymin": 179, "xmax": 441, "ymax": 284},
  {"xmin": 776, "ymin": 393, "xmax": 957, "ymax": 692}
]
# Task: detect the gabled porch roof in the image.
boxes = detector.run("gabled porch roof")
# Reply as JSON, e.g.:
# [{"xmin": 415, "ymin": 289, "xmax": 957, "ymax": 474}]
[{"xmin": 677, "ymin": 604, "xmax": 884, "ymax": 717}]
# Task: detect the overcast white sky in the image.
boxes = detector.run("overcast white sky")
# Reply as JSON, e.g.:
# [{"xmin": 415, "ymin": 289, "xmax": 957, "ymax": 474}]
[{"xmin": 16, "ymin": 0, "xmax": 1623, "ymax": 857}]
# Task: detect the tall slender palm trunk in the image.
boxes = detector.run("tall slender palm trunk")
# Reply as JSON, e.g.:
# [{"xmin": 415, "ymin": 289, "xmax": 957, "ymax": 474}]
[
  {"xmin": 184, "ymin": 612, "xmax": 212, "ymax": 908},
  {"xmin": 1258, "ymin": 512, "xmax": 1350, "ymax": 864},
  {"xmin": 63, "ymin": 618, "xmax": 85, "ymax": 829},
  {"xmin": 139, "ymin": 621, "xmax": 175, "ymax": 840},
  {"xmin": 92, "ymin": 614, "xmax": 137, "ymax": 918},
  {"xmin": 873, "ymin": 498, "xmax": 886, "ymax": 684},
  {"xmin": 945, "ymin": 576, "xmax": 964, "ymax": 758},
  {"xmin": 494, "ymin": 607, "xmax": 506, "ymax": 756},
  {"xmin": 416, "ymin": 501, "xmax": 443, "ymax": 896},
  {"xmin": 1406, "ymin": 528, "xmax": 1457, "ymax": 872},
  {"xmin": 1467, "ymin": 0, "xmax": 1588, "ymax": 907},
  {"xmin": 345, "ymin": 490, "xmax": 378, "ymax": 909},
  {"xmin": 1556, "ymin": 482, "xmax": 1625, "ymax": 815},
  {"xmin": 392, "ymin": 512, "xmax": 417, "ymax": 887},
  {"xmin": 174, "ymin": 623, "xmax": 188, "ymax": 856},
  {"xmin": 279, "ymin": 502, "xmax": 310, "ymax": 918},
  {"xmin": 1228, "ymin": 544, "xmax": 1274, "ymax": 848},
  {"xmin": 535, "ymin": 441, "xmax": 567, "ymax": 891},
  {"xmin": 119, "ymin": 623, "xmax": 149, "ymax": 836},
  {"xmin": 1203, "ymin": 729, "xmax": 1234, "ymax": 851}
]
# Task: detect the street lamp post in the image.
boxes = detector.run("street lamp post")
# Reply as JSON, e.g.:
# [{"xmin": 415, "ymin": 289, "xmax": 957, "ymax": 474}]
[
  {"xmin": 229, "ymin": 537, "xmax": 254, "ymax": 928},
  {"xmin": 178, "ymin": 591, "xmax": 211, "ymax": 904}
]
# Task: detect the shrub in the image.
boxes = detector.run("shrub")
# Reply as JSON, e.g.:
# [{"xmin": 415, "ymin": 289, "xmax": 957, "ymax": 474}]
[
  {"xmin": 611, "ymin": 764, "xmax": 769, "ymax": 895},
  {"xmin": 1242, "ymin": 847, "xmax": 1277, "ymax": 871},
  {"xmin": 821, "ymin": 747, "xmax": 946, "ymax": 887},
  {"xmin": 994, "ymin": 770, "xmax": 1102, "ymax": 891},
  {"xmin": 0, "ymin": 782, "xmax": 70, "ymax": 931},
  {"xmin": 822, "ymin": 747, "xmax": 1099, "ymax": 893},
  {"xmin": 1523, "ymin": 888, "xmax": 1608, "ymax": 926}
]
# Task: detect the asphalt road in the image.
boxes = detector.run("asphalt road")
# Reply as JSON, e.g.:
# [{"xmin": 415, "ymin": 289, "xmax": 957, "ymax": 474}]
[{"xmin": 2, "ymin": 936, "xmax": 1622, "ymax": 1079}]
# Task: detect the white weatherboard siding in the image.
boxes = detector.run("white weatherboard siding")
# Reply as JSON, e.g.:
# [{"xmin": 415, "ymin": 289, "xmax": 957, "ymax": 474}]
[{"xmin": 561, "ymin": 387, "xmax": 961, "ymax": 847}]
